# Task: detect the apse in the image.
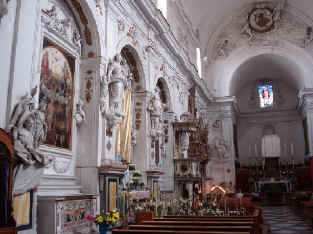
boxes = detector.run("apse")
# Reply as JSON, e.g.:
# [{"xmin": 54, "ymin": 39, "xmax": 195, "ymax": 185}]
[{"xmin": 230, "ymin": 54, "xmax": 302, "ymax": 97}]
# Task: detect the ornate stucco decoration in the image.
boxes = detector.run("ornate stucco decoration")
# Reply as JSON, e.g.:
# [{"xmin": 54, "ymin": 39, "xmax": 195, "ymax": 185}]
[
  {"xmin": 95, "ymin": 0, "xmax": 103, "ymax": 15},
  {"xmin": 42, "ymin": 0, "xmax": 81, "ymax": 49},
  {"xmin": 0, "ymin": 0, "xmax": 8, "ymax": 23},
  {"xmin": 117, "ymin": 19, "xmax": 125, "ymax": 32},
  {"xmin": 7, "ymin": 87, "xmax": 53, "ymax": 194},
  {"xmin": 53, "ymin": 157, "xmax": 71, "ymax": 173},
  {"xmin": 100, "ymin": 53, "xmax": 132, "ymax": 135},
  {"xmin": 74, "ymin": 98, "xmax": 86, "ymax": 127},
  {"xmin": 210, "ymin": 0, "xmax": 313, "ymax": 61}
]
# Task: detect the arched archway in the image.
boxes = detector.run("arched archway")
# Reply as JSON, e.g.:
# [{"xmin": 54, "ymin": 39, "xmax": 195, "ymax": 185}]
[{"xmin": 214, "ymin": 42, "xmax": 313, "ymax": 97}]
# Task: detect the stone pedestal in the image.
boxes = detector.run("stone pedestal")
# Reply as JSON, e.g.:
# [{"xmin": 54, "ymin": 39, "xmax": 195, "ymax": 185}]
[{"xmin": 98, "ymin": 164, "xmax": 127, "ymax": 214}]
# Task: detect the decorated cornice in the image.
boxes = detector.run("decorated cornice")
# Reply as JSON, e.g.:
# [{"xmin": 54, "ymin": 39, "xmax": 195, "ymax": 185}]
[
  {"xmin": 174, "ymin": 1, "xmax": 200, "ymax": 45},
  {"xmin": 130, "ymin": 0, "xmax": 213, "ymax": 101}
]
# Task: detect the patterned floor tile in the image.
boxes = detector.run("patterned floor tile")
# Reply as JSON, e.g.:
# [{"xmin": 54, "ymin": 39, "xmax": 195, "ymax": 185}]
[{"xmin": 262, "ymin": 205, "xmax": 313, "ymax": 234}]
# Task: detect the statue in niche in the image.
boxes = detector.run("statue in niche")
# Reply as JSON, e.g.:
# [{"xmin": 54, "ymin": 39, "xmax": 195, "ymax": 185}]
[
  {"xmin": 107, "ymin": 53, "xmax": 130, "ymax": 119},
  {"xmin": 180, "ymin": 132, "xmax": 190, "ymax": 159},
  {"xmin": 148, "ymin": 87, "xmax": 163, "ymax": 131},
  {"xmin": 8, "ymin": 89, "xmax": 52, "ymax": 194}
]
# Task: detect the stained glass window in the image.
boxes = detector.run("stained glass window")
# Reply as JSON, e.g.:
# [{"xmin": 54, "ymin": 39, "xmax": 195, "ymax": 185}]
[{"xmin": 258, "ymin": 83, "xmax": 273, "ymax": 108}]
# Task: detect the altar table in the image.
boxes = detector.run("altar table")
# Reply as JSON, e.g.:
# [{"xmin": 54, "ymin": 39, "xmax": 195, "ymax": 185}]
[{"xmin": 255, "ymin": 180, "xmax": 291, "ymax": 193}]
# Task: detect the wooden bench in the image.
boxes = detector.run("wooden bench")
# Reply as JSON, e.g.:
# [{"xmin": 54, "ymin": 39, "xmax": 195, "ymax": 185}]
[
  {"xmin": 143, "ymin": 220, "xmax": 255, "ymax": 226},
  {"xmin": 128, "ymin": 224, "xmax": 253, "ymax": 233},
  {"xmin": 112, "ymin": 230, "xmax": 250, "ymax": 234}
]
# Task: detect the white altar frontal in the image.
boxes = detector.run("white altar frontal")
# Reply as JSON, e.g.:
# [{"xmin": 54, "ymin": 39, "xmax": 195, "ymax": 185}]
[{"xmin": 255, "ymin": 180, "xmax": 292, "ymax": 193}]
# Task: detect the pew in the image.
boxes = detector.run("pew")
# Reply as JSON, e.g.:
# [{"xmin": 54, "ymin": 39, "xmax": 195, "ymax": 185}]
[
  {"xmin": 128, "ymin": 224, "xmax": 253, "ymax": 233},
  {"xmin": 113, "ymin": 209, "xmax": 262, "ymax": 234},
  {"xmin": 112, "ymin": 230, "xmax": 250, "ymax": 234},
  {"xmin": 142, "ymin": 220, "xmax": 254, "ymax": 226}
]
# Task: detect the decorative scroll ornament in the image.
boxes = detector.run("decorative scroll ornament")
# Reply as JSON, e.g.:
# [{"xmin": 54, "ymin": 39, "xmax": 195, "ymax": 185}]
[
  {"xmin": 0, "ymin": 0, "xmax": 8, "ymax": 23},
  {"xmin": 42, "ymin": 1, "xmax": 81, "ymax": 48},
  {"xmin": 74, "ymin": 98, "xmax": 86, "ymax": 127}
]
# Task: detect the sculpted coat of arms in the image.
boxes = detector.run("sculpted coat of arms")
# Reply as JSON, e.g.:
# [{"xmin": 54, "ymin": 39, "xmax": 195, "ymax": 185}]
[{"xmin": 249, "ymin": 8, "xmax": 274, "ymax": 33}]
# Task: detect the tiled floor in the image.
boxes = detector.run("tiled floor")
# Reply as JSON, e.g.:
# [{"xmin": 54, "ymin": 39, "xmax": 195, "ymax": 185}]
[{"xmin": 262, "ymin": 205, "xmax": 313, "ymax": 234}]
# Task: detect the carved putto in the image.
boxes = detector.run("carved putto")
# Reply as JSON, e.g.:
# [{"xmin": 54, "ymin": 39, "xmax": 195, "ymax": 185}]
[{"xmin": 42, "ymin": 1, "xmax": 81, "ymax": 48}]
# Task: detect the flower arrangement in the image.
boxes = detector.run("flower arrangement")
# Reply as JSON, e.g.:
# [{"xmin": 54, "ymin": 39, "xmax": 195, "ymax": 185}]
[{"xmin": 87, "ymin": 210, "xmax": 120, "ymax": 227}]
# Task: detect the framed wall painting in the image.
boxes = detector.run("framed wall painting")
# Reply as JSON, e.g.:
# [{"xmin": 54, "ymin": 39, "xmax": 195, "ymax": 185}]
[{"xmin": 39, "ymin": 37, "xmax": 75, "ymax": 150}]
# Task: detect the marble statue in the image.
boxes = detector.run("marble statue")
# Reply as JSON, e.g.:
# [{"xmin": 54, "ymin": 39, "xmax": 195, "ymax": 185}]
[
  {"xmin": 8, "ymin": 90, "xmax": 52, "ymax": 194},
  {"xmin": 107, "ymin": 53, "xmax": 127, "ymax": 118},
  {"xmin": 148, "ymin": 87, "xmax": 163, "ymax": 130}
]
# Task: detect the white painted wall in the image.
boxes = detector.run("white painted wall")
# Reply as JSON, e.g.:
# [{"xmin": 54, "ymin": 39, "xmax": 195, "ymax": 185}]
[{"xmin": 236, "ymin": 81, "xmax": 305, "ymax": 166}]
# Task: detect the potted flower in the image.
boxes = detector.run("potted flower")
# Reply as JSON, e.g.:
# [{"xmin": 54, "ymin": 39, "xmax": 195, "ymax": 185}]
[{"xmin": 87, "ymin": 210, "xmax": 120, "ymax": 234}]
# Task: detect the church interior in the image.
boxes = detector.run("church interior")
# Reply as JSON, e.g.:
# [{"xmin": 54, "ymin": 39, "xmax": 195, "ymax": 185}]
[{"xmin": 3, "ymin": 0, "xmax": 313, "ymax": 233}]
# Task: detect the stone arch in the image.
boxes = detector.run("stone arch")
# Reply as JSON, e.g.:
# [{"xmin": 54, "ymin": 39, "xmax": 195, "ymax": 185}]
[
  {"xmin": 66, "ymin": 0, "xmax": 102, "ymax": 57},
  {"xmin": 214, "ymin": 42, "xmax": 313, "ymax": 97},
  {"xmin": 155, "ymin": 77, "xmax": 173, "ymax": 112},
  {"xmin": 121, "ymin": 45, "xmax": 146, "ymax": 91}
]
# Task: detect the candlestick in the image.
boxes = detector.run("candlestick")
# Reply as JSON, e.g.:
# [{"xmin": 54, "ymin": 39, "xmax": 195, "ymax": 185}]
[
  {"xmin": 254, "ymin": 144, "xmax": 258, "ymax": 156},
  {"xmin": 290, "ymin": 143, "xmax": 294, "ymax": 156}
]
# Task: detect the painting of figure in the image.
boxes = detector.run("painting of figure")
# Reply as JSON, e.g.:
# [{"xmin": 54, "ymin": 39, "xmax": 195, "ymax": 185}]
[{"xmin": 39, "ymin": 38, "xmax": 75, "ymax": 149}]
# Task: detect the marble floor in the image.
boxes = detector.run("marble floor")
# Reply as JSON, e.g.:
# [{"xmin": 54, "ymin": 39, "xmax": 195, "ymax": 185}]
[{"xmin": 262, "ymin": 205, "xmax": 313, "ymax": 234}]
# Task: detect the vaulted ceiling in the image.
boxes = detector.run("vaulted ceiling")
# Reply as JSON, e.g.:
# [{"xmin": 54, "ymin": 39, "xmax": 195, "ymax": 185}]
[
  {"xmin": 179, "ymin": 0, "xmax": 313, "ymax": 95},
  {"xmin": 180, "ymin": 0, "xmax": 313, "ymax": 49}
]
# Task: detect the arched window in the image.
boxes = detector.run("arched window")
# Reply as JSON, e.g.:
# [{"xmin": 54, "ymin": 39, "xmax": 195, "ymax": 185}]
[
  {"xmin": 157, "ymin": 0, "xmax": 167, "ymax": 19},
  {"xmin": 258, "ymin": 81, "xmax": 274, "ymax": 108}
]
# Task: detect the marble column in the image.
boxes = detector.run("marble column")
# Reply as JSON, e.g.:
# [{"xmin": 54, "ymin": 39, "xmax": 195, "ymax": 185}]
[
  {"xmin": 298, "ymin": 90, "xmax": 313, "ymax": 158},
  {"xmin": 298, "ymin": 90, "xmax": 313, "ymax": 181}
]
